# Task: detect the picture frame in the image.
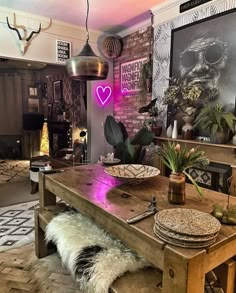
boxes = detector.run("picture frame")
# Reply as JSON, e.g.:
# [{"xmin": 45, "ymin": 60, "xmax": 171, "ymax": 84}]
[
  {"xmin": 170, "ymin": 8, "xmax": 236, "ymax": 112},
  {"xmin": 53, "ymin": 80, "xmax": 63, "ymax": 102},
  {"xmin": 120, "ymin": 57, "xmax": 147, "ymax": 95},
  {"xmin": 56, "ymin": 39, "xmax": 71, "ymax": 63},
  {"xmin": 28, "ymin": 86, "xmax": 38, "ymax": 97},
  {"xmin": 28, "ymin": 98, "xmax": 39, "ymax": 113}
]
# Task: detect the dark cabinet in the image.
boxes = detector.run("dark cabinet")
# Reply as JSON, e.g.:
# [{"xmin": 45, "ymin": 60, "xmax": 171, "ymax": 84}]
[{"xmin": 48, "ymin": 121, "xmax": 71, "ymax": 156}]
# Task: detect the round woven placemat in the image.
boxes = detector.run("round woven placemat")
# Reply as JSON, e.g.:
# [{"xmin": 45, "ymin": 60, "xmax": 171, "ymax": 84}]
[
  {"xmin": 155, "ymin": 208, "xmax": 221, "ymax": 237},
  {"xmin": 154, "ymin": 222, "xmax": 218, "ymax": 242},
  {"xmin": 153, "ymin": 227, "xmax": 217, "ymax": 248}
]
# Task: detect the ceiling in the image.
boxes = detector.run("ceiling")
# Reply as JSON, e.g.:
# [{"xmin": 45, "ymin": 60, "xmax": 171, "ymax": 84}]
[
  {"xmin": 0, "ymin": 0, "xmax": 163, "ymax": 33},
  {"xmin": 0, "ymin": 0, "xmax": 164, "ymax": 70}
]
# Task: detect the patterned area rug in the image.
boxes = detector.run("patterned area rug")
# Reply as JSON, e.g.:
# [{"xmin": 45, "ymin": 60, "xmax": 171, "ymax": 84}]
[
  {"xmin": 0, "ymin": 160, "xmax": 30, "ymax": 184},
  {"xmin": 0, "ymin": 200, "xmax": 38, "ymax": 252}
]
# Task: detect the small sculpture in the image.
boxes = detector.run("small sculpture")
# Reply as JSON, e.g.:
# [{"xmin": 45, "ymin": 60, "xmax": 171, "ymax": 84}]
[{"xmin": 6, "ymin": 16, "xmax": 41, "ymax": 55}]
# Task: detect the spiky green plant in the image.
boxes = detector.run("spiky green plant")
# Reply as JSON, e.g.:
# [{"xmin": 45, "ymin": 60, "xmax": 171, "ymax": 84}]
[{"xmin": 158, "ymin": 142, "xmax": 209, "ymax": 196}]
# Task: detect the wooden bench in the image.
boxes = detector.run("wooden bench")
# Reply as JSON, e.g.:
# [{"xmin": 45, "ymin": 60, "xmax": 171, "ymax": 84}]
[
  {"xmin": 35, "ymin": 204, "xmax": 236, "ymax": 293},
  {"xmin": 110, "ymin": 267, "xmax": 162, "ymax": 293},
  {"xmin": 34, "ymin": 204, "xmax": 163, "ymax": 292}
]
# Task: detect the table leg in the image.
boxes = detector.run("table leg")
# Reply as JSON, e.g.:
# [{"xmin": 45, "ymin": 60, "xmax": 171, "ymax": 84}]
[
  {"xmin": 230, "ymin": 166, "xmax": 236, "ymax": 196},
  {"xmin": 39, "ymin": 172, "xmax": 56, "ymax": 208},
  {"xmin": 34, "ymin": 208, "xmax": 49, "ymax": 258},
  {"xmin": 36, "ymin": 173, "xmax": 57, "ymax": 258},
  {"xmin": 162, "ymin": 246, "xmax": 206, "ymax": 293}
]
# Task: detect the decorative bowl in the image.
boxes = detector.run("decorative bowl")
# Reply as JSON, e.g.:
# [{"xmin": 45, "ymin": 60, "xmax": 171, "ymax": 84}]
[
  {"xmin": 102, "ymin": 158, "xmax": 121, "ymax": 165},
  {"xmin": 104, "ymin": 164, "xmax": 160, "ymax": 185}
]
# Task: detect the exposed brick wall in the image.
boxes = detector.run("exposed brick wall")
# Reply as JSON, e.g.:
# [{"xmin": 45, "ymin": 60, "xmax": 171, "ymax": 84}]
[{"xmin": 114, "ymin": 26, "xmax": 153, "ymax": 137}]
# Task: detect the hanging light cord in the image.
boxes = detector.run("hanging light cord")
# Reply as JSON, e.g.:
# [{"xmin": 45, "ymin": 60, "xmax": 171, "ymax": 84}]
[{"xmin": 86, "ymin": 0, "xmax": 89, "ymax": 43}]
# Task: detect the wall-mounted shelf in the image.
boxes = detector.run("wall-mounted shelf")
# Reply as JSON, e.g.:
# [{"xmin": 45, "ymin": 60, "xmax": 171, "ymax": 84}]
[{"xmin": 155, "ymin": 136, "xmax": 236, "ymax": 150}]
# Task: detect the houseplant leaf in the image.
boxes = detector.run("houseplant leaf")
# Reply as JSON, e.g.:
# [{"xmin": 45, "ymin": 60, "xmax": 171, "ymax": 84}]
[
  {"xmin": 104, "ymin": 115, "xmax": 124, "ymax": 146},
  {"xmin": 114, "ymin": 142, "xmax": 133, "ymax": 164},
  {"xmin": 131, "ymin": 128, "xmax": 154, "ymax": 145},
  {"xmin": 125, "ymin": 138, "xmax": 134, "ymax": 158},
  {"xmin": 118, "ymin": 121, "xmax": 129, "ymax": 140}
]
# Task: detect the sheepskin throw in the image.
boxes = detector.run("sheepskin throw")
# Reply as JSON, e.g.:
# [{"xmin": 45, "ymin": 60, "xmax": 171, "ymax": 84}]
[{"xmin": 45, "ymin": 211, "xmax": 149, "ymax": 293}]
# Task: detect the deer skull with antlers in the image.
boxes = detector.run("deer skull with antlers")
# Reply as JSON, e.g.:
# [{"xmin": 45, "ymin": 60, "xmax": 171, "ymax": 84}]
[{"xmin": 6, "ymin": 17, "xmax": 41, "ymax": 55}]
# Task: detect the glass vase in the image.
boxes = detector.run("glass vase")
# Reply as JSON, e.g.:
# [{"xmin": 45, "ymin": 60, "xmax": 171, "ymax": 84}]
[{"xmin": 168, "ymin": 172, "xmax": 185, "ymax": 204}]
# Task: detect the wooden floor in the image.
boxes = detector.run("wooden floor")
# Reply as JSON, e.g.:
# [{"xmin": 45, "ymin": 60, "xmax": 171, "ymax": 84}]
[{"xmin": 0, "ymin": 243, "xmax": 79, "ymax": 293}]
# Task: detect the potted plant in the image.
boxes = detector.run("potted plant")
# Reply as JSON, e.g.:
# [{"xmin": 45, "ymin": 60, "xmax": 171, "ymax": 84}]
[
  {"xmin": 139, "ymin": 55, "xmax": 153, "ymax": 100},
  {"xmin": 157, "ymin": 142, "xmax": 209, "ymax": 204},
  {"xmin": 163, "ymin": 77, "xmax": 218, "ymax": 139},
  {"xmin": 138, "ymin": 98, "xmax": 163, "ymax": 136},
  {"xmin": 104, "ymin": 115, "xmax": 154, "ymax": 164},
  {"xmin": 193, "ymin": 104, "xmax": 236, "ymax": 144}
]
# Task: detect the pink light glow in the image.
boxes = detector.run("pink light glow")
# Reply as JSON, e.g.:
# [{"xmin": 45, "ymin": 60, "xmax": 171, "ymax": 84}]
[{"xmin": 96, "ymin": 85, "xmax": 112, "ymax": 106}]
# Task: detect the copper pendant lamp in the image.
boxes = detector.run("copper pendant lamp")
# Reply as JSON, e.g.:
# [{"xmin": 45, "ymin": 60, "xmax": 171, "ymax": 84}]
[{"xmin": 66, "ymin": 0, "xmax": 109, "ymax": 80}]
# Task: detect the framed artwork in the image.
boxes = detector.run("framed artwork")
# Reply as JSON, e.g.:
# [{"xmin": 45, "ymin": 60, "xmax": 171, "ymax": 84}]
[
  {"xmin": 28, "ymin": 98, "xmax": 39, "ymax": 113},
  {"xmin": 28, "ymin": 86, "xmax": 38, "ymax": 97},
  {"xmin": 120, "ymin": 57, "xmax": 147, "ymax": 94},
  {"xmin": 170, "ymin": 8, "xmax": 236, "ymax": 113},
  {"xmin": 53, "ymin": 80, "xmax": 63, "ymax": 102}
]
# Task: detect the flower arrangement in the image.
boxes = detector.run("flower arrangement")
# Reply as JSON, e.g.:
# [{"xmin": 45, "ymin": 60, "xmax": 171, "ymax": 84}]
[
  {"xmin": 163, "ymin": 77, "xmax": 218, "ymax": 116},
  {"xmin": 158, "ymin": 142, "xmax": 209, "ymax": 196}
]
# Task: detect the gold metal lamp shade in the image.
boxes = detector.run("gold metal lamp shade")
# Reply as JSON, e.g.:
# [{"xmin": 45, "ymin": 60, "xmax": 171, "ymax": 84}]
[{"xmin": 66, "ymin": 41, "xmax": 109, "ymax": 80}]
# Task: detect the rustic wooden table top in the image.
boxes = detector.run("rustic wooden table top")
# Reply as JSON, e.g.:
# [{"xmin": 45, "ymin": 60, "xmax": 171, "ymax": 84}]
[
  {"xmin": 44, "ymin": 164, "xmax": 236, "ymax": 252},
  {"xmin": 41, "ymin": 164, "xmax": 236, "ymax": 292}
]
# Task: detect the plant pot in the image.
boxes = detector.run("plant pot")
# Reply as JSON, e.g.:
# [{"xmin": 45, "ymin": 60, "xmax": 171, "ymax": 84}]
[
  {"xmin": 168, "ymin": 172, "xmax": 185, "ymax": 204},
  {"xmin": 182, "ymin": 115, "xmax": 194, "ymax": 140},
  {"xmin": 210, "ymin": 131, "xmax": 228, "ymax": 144},
  {"xmin": 152, "ymin": 125, "xmax": 162, "ymax": 137}
]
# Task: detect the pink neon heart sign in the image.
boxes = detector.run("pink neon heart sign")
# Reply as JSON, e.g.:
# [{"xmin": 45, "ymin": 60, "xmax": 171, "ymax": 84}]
[{"xmin": 96, "ymin": 86, "xmax": 112, "ymax": 106}]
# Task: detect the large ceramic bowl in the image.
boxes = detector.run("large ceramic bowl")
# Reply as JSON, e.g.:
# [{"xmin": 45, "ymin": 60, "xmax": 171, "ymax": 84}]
[{"xmin": 104, "ymin": 164, "xmax": 160, "ymax": 185}]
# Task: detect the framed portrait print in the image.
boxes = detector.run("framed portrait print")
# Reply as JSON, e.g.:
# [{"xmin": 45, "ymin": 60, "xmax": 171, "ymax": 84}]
[
  {"xmin": 170, "ymin": 8, "xmax": 236, "ymax": 113},
  {"xmin": 53, "ymin": 80, "xmax": 63, "ymax": 102}
]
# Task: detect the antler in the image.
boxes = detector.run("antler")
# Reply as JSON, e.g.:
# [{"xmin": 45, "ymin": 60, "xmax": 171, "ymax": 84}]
[
  {"xmin": 26, "ymin": 23, "xmax": 41, "ymax": 42},
  {"xmin": 6, "ymin": 17, "xmax": 22, "ymax": 40}
]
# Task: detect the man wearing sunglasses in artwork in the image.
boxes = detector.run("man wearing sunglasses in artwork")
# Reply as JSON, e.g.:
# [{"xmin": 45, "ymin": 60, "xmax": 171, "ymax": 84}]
[{"xmin": 179, "ymin": 35, "xmax": 229, "ymax": 101}]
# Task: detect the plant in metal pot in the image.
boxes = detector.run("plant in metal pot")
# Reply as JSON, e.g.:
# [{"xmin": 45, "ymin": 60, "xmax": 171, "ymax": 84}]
[
  {"xmin": 193, "ymin": 104, "xmax": 236, "ymax": 144},
  {"xmin": 104, "ymin": 115, "xmax": 154, "ymax": 164},
  {"xmin": 138, "ymin": 98, "xmax": 163, "ymax": 136}
]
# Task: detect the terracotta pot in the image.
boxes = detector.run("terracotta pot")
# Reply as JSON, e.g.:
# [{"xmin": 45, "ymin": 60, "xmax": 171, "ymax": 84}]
[{"xmin": 168, "ymin": 172, "xmax": 185, "ymax": 204}]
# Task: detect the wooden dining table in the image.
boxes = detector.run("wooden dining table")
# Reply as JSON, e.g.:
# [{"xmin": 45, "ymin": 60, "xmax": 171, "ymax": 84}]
[{"xmin": 38, "ymin": 164, "xmax": 236, "ymax": 293}]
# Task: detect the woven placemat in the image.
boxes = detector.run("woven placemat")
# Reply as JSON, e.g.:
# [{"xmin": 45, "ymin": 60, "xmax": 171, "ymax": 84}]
[
  {"xmin": 153, "ymin": 226, "xmax": 217, "ymax": 248},
  {"xmin": 155, "ymin": 208, "xmax": 221, "ymax": 237},
  {"xmin": 154, "ymin": 222, "xmax": 218, "ymax": 243}
]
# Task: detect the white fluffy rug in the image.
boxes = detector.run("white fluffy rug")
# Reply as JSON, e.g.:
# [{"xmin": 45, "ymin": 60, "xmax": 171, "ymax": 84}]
[
  {"xmin": 0, "ymin": 200, "xmax": 37, "ymax": 252},
  {"xmin": 0, "ymin": 160, "xmax": 29, "ymax": 184},
  {"xmin": 46, "ymin": 211, "xmax": 149, "ymax": 293}
]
